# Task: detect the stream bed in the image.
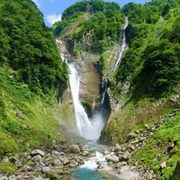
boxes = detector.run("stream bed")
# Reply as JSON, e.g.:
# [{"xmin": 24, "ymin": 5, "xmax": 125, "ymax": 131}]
[{"xmin": 70, "ymin": 141, "xmax": 119, "ymax": 180}]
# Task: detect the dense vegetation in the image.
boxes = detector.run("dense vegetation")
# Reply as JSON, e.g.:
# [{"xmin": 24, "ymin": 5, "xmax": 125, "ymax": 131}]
[
  {"xmin": 0, "ymin": 0, "xmax": 68, "ymax": 96},
  {"xmin": 114, "ymin": 0, "xmax": 180, "ymax": 99},
  {"xmin": 133, "ymin": 109, "xmax": 180, "ymax": 179},
  {"xmin": 53, "ymin": 0, "xmax": 125, "ymax": 53},
  {"xmin": 0, "ymin": 0, "xmax": 69, "ymax": 158}
]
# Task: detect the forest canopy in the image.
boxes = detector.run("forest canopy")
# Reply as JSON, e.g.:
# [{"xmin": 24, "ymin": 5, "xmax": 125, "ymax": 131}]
[
  {"xmin": 53, "ymin": 0, "xmax": 125, "ymax": 53},
  {"xmin": 0, "ymin": 0, "xmax": 68, "ymax": 96}
]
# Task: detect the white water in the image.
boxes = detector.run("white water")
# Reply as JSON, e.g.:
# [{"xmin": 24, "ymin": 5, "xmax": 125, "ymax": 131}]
[
  {"xmin": 80, "ymin": 151, "xmax": 106, "ymax": 170},
  {"xmin": 100, "ymin": 79, "xmax": 109, "ymax": 113},
  {"xmin": 100, "ymin": 79, "xmax": 108, "ymax": 109},
  {"xmin": 68, "ymin": 63, "xmax": 105, "ymax": 140},
  {"xmin": 110, "ymin": 17, "xmax": 128, "ymax": 73}
]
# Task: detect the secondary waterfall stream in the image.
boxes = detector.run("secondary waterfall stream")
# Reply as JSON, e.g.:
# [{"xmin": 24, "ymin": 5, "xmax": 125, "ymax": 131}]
[{"xmin": 67, "ymin": 17, "xmax": 128, "ymax": 179}]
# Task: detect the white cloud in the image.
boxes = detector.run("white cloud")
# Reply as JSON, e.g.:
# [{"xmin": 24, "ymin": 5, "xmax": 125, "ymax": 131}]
[
  {"xmin": 32, "ymin": 0, "xmax": 41, "ymax": 8},
  {"xmin": 46, "ymin": 13, "xmax": 62, "ymax": 26}
]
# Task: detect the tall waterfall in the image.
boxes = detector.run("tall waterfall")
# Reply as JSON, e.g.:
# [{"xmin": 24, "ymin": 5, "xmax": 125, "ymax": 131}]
[
  {"xmin": 100, "ymin": 79, "xmax": 109, "ymax": 113},
  {"xmin": 67, "ymin": 18, "xmax": 128, "ymax": 140},
  {"xmin": 110, "ymin": 17, "xmax": 128, "ymax": 73},
  {"xmin": 68, "ymin": 63, "xmax": 105, "ymax": 140},
  {"xmin": 100, "ymin": 17, "xmax": 128, "ymax": 112}
]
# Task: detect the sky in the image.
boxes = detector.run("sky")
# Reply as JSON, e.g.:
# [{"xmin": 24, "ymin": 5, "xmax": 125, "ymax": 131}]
[{"xmin": 32, "ymin": 0, "xmax": 150, "ymax": 27}]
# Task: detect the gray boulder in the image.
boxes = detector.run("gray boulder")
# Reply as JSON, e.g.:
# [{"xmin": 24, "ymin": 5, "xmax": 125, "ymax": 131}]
[
  {"xmin": 69, "ymin": 145, "xmax": 80, "ymax": 153},
  {"xmin": 31, "ymin": 149, "xmax": 45, "ymax": 157},
  {"xmin": 105, "ymin": 155, "xmax": 119, "ymax": 163}
]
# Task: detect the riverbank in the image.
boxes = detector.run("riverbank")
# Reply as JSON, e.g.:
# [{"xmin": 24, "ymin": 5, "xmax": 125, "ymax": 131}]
[{"xmin": 0, "ymin": 139, "xmax": 154, "ymax": 180}]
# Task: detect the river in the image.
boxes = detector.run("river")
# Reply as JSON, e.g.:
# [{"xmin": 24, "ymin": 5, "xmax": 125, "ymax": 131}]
[{"xmin": 67, "ymin": 18, "xmax": 128, "ymax": 180}]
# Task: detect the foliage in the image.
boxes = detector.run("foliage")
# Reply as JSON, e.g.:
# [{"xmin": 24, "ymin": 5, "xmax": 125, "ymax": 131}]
[
  {"xmin": 0, "ymin": 0, "xmax": 70, "ymax": 158},
  {"xmin": 133, "ymin": 112, "xmax": 180, "ymax": 179},
  {"xmin": 0, "ymin": 162, "xmax": 16, "ymax": 173},
  {"xmin": 0, "ymin": 0, "xmax": 68, "ymax": 96},
  {"xmin": 136, "ymin": 39, "xmax": 180, "ymax": 97},
  {"xmin": 114, "ymin": 0, "xmax": 180, "ymax": 99},
  {"xmin": 53, "ymin": 0, "xmax": 125, "ymax": 53},
  {"xmin": 0, "ymin": 68, "xmax": 65, "ymax": 157}
]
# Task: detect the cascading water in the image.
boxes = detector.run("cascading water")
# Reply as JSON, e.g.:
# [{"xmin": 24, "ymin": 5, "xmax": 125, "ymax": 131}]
[
  {"xmin": 110, "ymin": 17, "xmax": 128, "ymax": 73},
  {"xmin": 100, "ymin": 17, "xmax": 128, "ymax": 114},
  {"xmin": 68, "ymin": 63, "xmax": 105, "ymax": 140},
  {"xmin": 68, "ymin": 17, "xmax": 128, "ymax": 179},
  {"xmin": 100, "ymin": 79, "xmax": 109, "ymax": 113}
]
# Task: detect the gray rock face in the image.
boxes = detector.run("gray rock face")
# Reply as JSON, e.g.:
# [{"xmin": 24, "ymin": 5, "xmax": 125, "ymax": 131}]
[
  {"xmin": 119, "ymin": 151, "xmax": 130, "ymax": 161},
  {"xmin": 160, "ymin": 162, "xmax": 167, "ymax": 169},
  {"xmin": 0, "ymin": 176, "xmax": 8, "ymax": 180},
  {"xmin": 8, "ymin": 175, "xmax": 16, "ymax": 180},
  {"xmin": 115, "ymin": 161, "xmax": 127, "ymax": 168},
  {"xmin": 22, "ymin": 165, "xmax": 31, "ymax": 172},
  {"xmin": 32, "ymin": 176, "xmax": 44, "ymax": 180},
  {"xmin": 98, "ymin": 162, "xmax": 113, "ymax": 171},
  {"xmin": 41, "ymin": 166, "xmax": 52, "ymax": 173},
  {"xmin": 70, "ymin": 159, "xmax": 78, "ymax": 167},
  {"xmin": 105, "ymin": 155, "xmax": 119, "ymax": 163},
  {"xmin": 9, "ymin": 155, "xmax": 18, "ymax": 164},
  {"xmin": 69, "ymin": 145, "xmax": 81, "ymax": 153},
  {"xmin": 52, "ymin": 150, "xmax": 60, "ymax": 157},
  {"xmin": 31, "ymin": 155, "xmax": 42, "ymax": 162},
  {"xmin": 31, "ymin": 149, "xmax": 45, "ymax": 157},
  {"xmin": 62, "ymin": 158, "xmax": 70, "ymax": 165},
  {"xmin": 52, "ymin": 159, "xmax": 63, "ymax": 167}
]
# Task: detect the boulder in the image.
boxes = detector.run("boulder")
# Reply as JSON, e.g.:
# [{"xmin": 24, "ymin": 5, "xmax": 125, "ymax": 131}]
[
  {"xmin": 97, "ymin": 162, "xmax": 113, "ymax": 171},
  {"xmin": 31, "ymin": 149, "xmax": 45, "ymax": 157},
  {"xmin": 70, "ymin": 159, "xmax": 78, "ymax": 167},
  {"xmin": 127, "ymin": 133, "xmax": 136, "ymax": 141},
  {"xmin": 69, "ymin": 145, "xmax": 80, "ymax": 153},
  {"xmin": 52, "ymin": 150, "xmax": 60, "ymax": 157},
  {"xmin": 32, "ymin": 176, "xmax": 44, "ymax": 180},
  {"xmin": 104, "ymin": 149, "xmax": 110, "ymax": 155},
  {"xmin": 52, "ymin": 159, "xmax": 63, "ymax": 167},
  {"xmin": 9, "ymin": 175, "xmax": 16, "ymax": 180},
  {"xmin": 62, "ymin": 158, "xmax": 70, "ymax": 165},
  {"xmin": 42, "ymin": 166, "xmax": 52, "ymax": 173},
  {"xmin": 2, "ymin": 156, "xmax": 9, "ymax": 163},
  {"xmin": 115, "ymin": 161, "xmax": 127, "ymax": 168},
  {"xmin": 22, "ymin": 165, "xmax": 31, "ymax": 172},
  {"xmin": 82, "ymin": 151, "xmax": 89, "ymax": 157},
  {"xmin": 87, "ymin": 152, "xmax": 96, "ymax": 157},
  {"xmin": 160, "ymin": 162, "xmax": 167, "ymax": 169},
  {"xmin": 32, "ymin": 155, "xmax": 42, "ymax": 162},
  {"xmin": 0, "ymin": 176, "xmax": 8, "ymax": 180},
  {"xmin": 119, "ymin": 151, "xmax": 130, "ymax": 161},
  {"xmin": 105, "ymin": 155, "xmax": 119, "ymax": 163},
  {"xmin": 9, "ymin": 155, "xmax": 18, "ymax": 164}
]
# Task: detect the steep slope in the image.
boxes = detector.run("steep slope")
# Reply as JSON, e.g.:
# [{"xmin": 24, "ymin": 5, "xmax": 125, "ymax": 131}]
[
  {"xmin": 53, "ymin": 1, "xmax": 180, "ymax": 178},
  {"xmin": 0, "ymin": 0, "xmax": 71, "ymax": 160},
  {"xmin": 53, "ymin": 0, "xmax": 125, "ymax": 116},
  {"xmin": 99, "ymin": 0, "xmax": 180, "ymax": 179}
]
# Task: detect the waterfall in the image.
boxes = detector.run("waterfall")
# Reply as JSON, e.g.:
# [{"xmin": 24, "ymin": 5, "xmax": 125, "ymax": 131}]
[
  {"xmin": 110, "ymin": 17, "xmax": 128, "ymax": 73},
  {"xmin": 100, "ymin": 17, "xmax": 128, "ymax": 112},
  {"xmin": 67, "ymin": 18, "xmax": 128, "ymax": 140},
  {"xmin": 100, "ymin": 79, "xmax": 109, "ymax": 113},
  {"xmin": 68, "ymin": 63, "xmax": 105, "ymax": 140}
]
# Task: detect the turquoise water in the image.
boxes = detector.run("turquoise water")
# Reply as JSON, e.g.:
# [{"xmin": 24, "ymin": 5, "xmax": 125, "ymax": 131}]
[
  {"xmin": 71, "ymin": 167, "xmax": 106, "ymax": 180},
  {"xmin": 71, "ymin": 166, "xmax": 119, "ymax": 180},
  {"xmin": 71, "ymin": 142, "xmax": 118, "ymax": 180}
]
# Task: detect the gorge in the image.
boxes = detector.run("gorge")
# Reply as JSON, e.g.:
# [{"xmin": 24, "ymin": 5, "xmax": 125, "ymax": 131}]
[{"xmin": 0, "ymin": 0, "xmax": 180, "ymax": 179}]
